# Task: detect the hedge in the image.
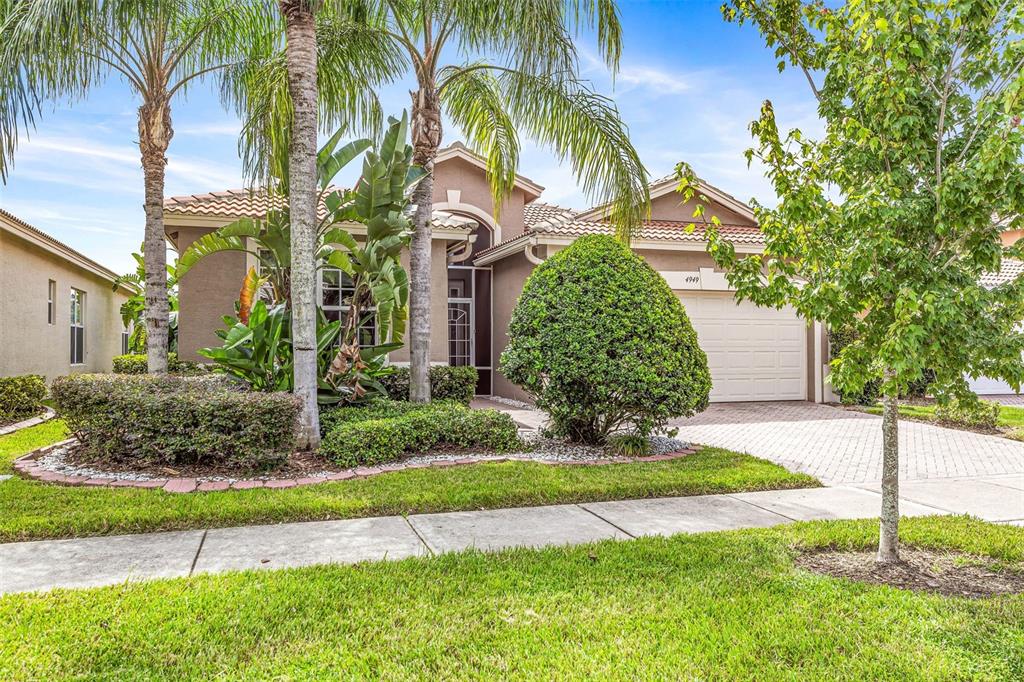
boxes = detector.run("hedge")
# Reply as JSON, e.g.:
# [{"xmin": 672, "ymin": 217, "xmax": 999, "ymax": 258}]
[
  {"xmin": 112, "ymin": 353, "xmax": 205, "ymax": 375},
  {"xmin": 319, "ymin": 400, "xmax": 521, "ymax": 467},
  {"xmin": 501, "ymin": 234, "xmax": 711, "ymax": 444},
  {"xmin": 378, "ymin": 366, "xmax": 477, "ymax": 404},
  {"xmin": 0, "ymin": 375, "xmax": 46, "ymax": 425},
  {"xmin": 935, "ymin": 398, "xmax": 1001, "ymax": 429},
  {"xmin": 51, "ymin": 374, "xmax": 299, "ymax": 468}
]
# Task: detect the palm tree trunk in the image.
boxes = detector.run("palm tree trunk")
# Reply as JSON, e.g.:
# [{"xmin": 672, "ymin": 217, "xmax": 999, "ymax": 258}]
[
  {"xmin": 409, "ymin": 86, "xmax": 443, "ymax": 403},
  {"xmin": 281, "ymin": 0, "xmax": 321, "ymax": 449},
  {"xmin": 877, "ymin": 391, "xmax": 900, "ymax": 564},
  {"xmin": 138, "ymin": 96, "xmax": 173, "ymax": 374}
]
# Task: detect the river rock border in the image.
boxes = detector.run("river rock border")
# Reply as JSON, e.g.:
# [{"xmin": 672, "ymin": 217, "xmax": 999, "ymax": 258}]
[{"xmin": 12, "ymin": 439, "xmax": 703, "ymax": 494}]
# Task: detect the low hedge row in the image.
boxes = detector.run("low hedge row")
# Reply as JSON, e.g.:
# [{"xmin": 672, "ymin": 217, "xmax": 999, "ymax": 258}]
[
  {"xmin": 112, "ymin": 353, "xmax": 205, "ymax": 375},
  {"xmin": 935, "ymin": 398, "xmax": 1001, "ymax": 429},
  {"xmin": 52, "ymin": 374, "xmax": 299, "ymax": 468},
  {"xmin": 378, "ymin": 366, "xmax": 477, "ymax": 404},
  {"xmin": 0, "ymin": 374, "xmax": 46, "ymax": 424},
  {"xmin": 319, "ymin": 400, "xmax": 521, "ymax": 467}
]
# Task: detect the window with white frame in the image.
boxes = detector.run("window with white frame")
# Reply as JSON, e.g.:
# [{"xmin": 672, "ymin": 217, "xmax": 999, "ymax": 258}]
[
  {"xmin": 70, "ymin": 288, "xmax": 85, "ymax": 364},
  {"xmin": 47, "ymin": 280, "xmax": 56, "ymax": 324},
  {"xmin": 121, "ymin": 322, "xmax": 131, "ymax": 355},
  {"xmin": 320, "ymin": 268, "xmax": 376, "ymax": 346}
]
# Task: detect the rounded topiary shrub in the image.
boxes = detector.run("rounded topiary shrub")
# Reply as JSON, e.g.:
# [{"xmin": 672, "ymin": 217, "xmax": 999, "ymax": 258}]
[{"xmin": 500, "ymin": 234, "xmax": 711, "ymax": 444}]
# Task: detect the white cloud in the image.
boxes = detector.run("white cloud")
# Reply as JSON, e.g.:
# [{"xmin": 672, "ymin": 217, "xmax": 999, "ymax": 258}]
[
  {"xmin": 177, "ymin": 121, "xmax": 242, "ymax": 137},
  {"xmin": 617, "ymin": 66, "xmax": 693, "ymax": 95}
]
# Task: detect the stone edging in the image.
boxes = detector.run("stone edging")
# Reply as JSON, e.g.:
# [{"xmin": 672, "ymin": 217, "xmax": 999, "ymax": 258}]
[
  {"xmin": 11, "ymin": 439, "xmax": 703, "ymax": 494},
  {"xmin": 0, "ymin": 407, "xmax": 56, "ymax": 437}
]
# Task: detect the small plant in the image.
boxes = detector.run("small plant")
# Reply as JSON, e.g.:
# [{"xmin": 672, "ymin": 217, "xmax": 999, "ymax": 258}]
[
  {"xmin": 608, "ymin": 432, "xmax": 652, "ymax": 458},
  {"xmin": 0, "ymin": 374, "xmax": 46, "ymax": 424},
  {"xmin": 935, "ymin": 398, "xmax": 1001, "ymax": 430}
]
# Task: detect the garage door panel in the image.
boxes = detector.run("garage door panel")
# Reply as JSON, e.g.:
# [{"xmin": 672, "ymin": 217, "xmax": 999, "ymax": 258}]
[{"xmin": 678, "ymin": 291, "xmax": 807, "ymax": 402}]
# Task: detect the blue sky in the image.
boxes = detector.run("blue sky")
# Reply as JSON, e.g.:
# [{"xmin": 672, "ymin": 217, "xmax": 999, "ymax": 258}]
[{"xmin": 0, "ymin": 1, "xmax": 821, "ymax": 274}]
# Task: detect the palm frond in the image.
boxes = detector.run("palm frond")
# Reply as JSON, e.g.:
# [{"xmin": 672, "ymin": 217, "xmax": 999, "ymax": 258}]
[
  {"xmin": 438, "ymin": 63, "xmax": 520, "ymax": 213},
  {"xmin": 496, "ymin": 68, "xmax": 649, "ymax": 239}
]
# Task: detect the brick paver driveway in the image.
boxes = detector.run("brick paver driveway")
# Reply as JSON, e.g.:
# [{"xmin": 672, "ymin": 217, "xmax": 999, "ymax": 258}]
[{"xmin": 671, "ymin": 402, "xmax": 1024, "ymax": 485}]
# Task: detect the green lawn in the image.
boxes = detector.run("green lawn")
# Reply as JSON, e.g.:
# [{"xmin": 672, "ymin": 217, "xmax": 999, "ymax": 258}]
[
  {"xmin": 1, "ymin": 516, "xmax": 1021, "ymax": 680},
  {"xmin": 864, "ymin": 402, "xmax": 1024, "ymax": 438},
  {"xmin": 0, "ymin": 420, "xmax": 817, "ymax": 543}
]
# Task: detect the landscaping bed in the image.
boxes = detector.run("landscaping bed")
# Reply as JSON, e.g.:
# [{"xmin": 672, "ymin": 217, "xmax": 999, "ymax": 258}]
[
  {"xmin": 1, "ymin": 516, "xmax": 1020, "ymax": 680},
  {"xmin": 0, "ymin": 420, "xmax": 817, "ymax": 542}
]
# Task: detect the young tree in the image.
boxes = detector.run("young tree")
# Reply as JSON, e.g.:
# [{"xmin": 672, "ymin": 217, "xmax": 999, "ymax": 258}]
[
  {"xmin": 705, "ymin": 0, "xmax": 1024, "ymax": 563},
  {"xmin": 0, "ymin": 0, "xmax": 272, "ymax": 374},
  {"xmin": 327, "ymin": 0, "xmax": 650, "ymax": 402}
]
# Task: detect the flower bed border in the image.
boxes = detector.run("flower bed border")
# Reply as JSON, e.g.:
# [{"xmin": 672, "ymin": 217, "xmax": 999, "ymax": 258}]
[
  {"xmin": 0, "ymin": 407, "xmax": 56, "ymax": 437},
  {"xmin": 12, "ymin": 439, "xmax": 702, "ymax": 494}
]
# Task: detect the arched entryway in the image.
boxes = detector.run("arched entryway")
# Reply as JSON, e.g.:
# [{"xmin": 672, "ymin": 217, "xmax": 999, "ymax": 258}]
[{"xmin": 447, "ymin": 219, "xmax": 493, "ymax": 394}]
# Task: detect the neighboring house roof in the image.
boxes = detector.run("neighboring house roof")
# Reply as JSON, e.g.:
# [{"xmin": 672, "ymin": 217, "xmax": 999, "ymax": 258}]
[
  {"xmin": 163, "ymin": 189, "xmax": 475, "ymax": 231},
  {"xmin": 0, "ymin": 207, "xmax": 130, "ymax": 287},
  {"xmin": 435, "ymin": 142, "xmax": 545, "ymax": 201},
  {"xmin": 980, "ymin": 259, "xmax": 1024, "ymax": 289},
  {"xmin": 575, "ymin": 172, "xmax": 757, "ymax": 224}
]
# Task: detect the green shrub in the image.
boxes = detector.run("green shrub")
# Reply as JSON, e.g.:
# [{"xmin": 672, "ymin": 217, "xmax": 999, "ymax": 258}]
[
  {"xmin": 828, "ymin": 327, "xmax": 934, "ymax": 404},
  {"xmin": 51, "ymin": 374, "xmax": 298, "ymax": 468},
  {"xmin": 0, "ymin": 375, "xmax": 46, "ymax": 424},
  {"xmin": 377, "ymin": 366, "xmax": 478, "ymax": 404},
  {"xmin": 319, "ymin": 399, "xmax": 432, "ymax": 436},
  {"xmin": 319, "ymin": 400, "xmax": 521, "ymax": 467},
  {"xmin": 935, "ymin": 398, "xmax": 1001, "ymax": 429},
  {"xmin": 112, "ymin": 353, "xmax": 204, "ymax": 375},
  {"xmin": 500, "ymin": 234, "xmax": 711, "ymax": 445}
]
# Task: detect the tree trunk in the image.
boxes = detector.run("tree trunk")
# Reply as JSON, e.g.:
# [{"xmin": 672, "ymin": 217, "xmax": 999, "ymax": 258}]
[
  {"xmin": 409, "ymin": 86, "xmax": 443, "ymax": 403},
  {"xmin": 281, "ymin": 0, "xmax": 320, "ymax": 449},
  {"xmin": 877, "ymin": 392, "xmax": 901, "ymax": 564},
  {"xmin": 138, "ymin": 95, "xmax": 173, "ymax": 374}
]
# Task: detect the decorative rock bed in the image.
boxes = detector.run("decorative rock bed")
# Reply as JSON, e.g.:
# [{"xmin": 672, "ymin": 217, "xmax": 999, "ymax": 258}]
[{"xmin": 12, "ymin": 433, "xmax": 702, "ymax": 494}]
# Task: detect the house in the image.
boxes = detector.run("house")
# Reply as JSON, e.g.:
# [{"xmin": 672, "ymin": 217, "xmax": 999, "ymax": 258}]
[
  {"xmin": 0, "ymin": 208, "xmax": 133, "ymax": 380},
  {"xmin": 166, "ymin": 142, "xmax": 831, "ymax": 404}
]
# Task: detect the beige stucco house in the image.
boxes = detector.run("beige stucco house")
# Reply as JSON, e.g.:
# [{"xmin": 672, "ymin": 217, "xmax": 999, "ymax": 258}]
[
  {"xmin": 0, "ymin": 208, "xmax": 133, "ymax": 380},
  {"xmin": 166, "ymin": 143, "xmax": 832, "ymax": 404}
]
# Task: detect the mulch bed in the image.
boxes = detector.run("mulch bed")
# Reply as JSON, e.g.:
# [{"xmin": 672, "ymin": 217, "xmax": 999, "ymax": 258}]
[{"xmin": 796, "ymin": 547, "xmax": 1024, "ymax": 598}]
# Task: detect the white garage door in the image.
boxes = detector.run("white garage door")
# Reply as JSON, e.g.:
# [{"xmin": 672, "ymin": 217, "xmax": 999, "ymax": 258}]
[
  {"xmin": 678, "ymin": 292, "xmax": 807, "ymax": 402},
  {"xmin": 966, "ymin": 375, "xmax": 1018, "ymax": 395}
]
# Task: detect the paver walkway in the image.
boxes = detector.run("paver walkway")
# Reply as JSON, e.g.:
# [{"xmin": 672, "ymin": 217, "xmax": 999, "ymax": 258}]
[
  {"xmin": 2, "ymin": 485, "xmax": 986, "ymax": 595},
  {"xmin": 671, "ymin": 402, "xmax": 1024, "ymax": 484}
]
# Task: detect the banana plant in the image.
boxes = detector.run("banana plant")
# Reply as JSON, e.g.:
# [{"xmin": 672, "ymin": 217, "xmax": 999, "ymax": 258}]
[
  {"xmin": 199, "ymin": 300, "xmax": 344, "ymax": 395},
  {"xmin": 189, "ymin": 112, "xmax": 424, "ymax": 402}
]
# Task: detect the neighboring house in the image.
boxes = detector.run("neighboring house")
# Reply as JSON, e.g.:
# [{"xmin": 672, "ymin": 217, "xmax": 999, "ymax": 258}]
[
  {"xmin": 166, "ymin": 142, "xmax": 831, "ymax": 404},
  {"xmin": 0, "ymin": 208, "xmax": 133, "ymax": 380}
]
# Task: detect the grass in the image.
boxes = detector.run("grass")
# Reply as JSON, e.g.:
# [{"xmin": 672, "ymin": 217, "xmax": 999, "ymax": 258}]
[
  {"xmin": 0, "ymin": 420, "xmax": 818, "ymax": 543},
  {"xmin": 1, "ymin": 516, "xmax": 1021, "ymax": 680},
  {"xmin": 863, "ymin": 402, "xmax": 1024, "ymax": 439}
]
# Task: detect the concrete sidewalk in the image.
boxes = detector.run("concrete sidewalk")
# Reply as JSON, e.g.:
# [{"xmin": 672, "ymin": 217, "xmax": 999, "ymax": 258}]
[{"xmin": 8, "ymin": 484, "xmax": 1016, "ymax": 596}]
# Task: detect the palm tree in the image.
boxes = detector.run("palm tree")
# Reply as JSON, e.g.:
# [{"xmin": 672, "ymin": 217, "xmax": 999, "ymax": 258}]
[
  {"xmin": 321, "ymin": 0, "xmax": 650, "ymax": 402},
  {"xmin": 0, "ymin": 0, "xmax": 279, "ymax": 374}
]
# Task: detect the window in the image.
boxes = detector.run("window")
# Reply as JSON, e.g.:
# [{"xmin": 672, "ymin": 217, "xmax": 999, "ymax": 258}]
[
  {"xmin": 47, "ymin": 280, "xmax": 56, "ymax": 325},
  {"xmin": 121, "ymin": 323, "xmax": 131, "ymax": 355},
  {"xmin": 70, "ymin": 289, "xmax": 85, "ymax": 364},
  {"xmin": 320, "ymin": 268, "xmax": 376, "ymax": 346}
]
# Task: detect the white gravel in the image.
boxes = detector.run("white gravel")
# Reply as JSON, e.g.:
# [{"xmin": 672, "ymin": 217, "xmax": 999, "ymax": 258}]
[{"xmin": 30, "ymin": 431, "xmax": 692, "ymax": 481}]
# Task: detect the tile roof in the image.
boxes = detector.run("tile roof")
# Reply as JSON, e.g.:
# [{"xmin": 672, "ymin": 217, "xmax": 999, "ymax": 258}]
[
  {"xmin": 980, "ymin": 259, "xmax": 1024, "ymax": 289},
  {"xmin": 164, "ymin": 188, "xmax": 474, "ymax": 231},
  {"xmin": 523, "ymin": 202, "xmax": 577, "ymax": 226}
]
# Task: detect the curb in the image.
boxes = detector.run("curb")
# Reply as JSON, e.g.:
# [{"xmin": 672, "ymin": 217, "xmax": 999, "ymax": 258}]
[
  {"xmin": 0, "ymin": 407, "xmax": 57, "ymax": 437},
  {"xmin": 11, "ymin": 440, "xmax": 703, "ymax": 494}
]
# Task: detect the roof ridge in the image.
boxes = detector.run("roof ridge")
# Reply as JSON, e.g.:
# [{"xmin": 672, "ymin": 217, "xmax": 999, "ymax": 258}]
[{"xmin": 0, "ymin": 207, "xmax": 126, "ymax": 283}]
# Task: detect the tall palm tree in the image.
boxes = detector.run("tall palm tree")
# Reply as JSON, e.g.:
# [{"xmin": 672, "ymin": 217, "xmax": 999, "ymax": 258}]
[
  {"xmin": 277, "ymin": 0, "xmax": 324, "ymax": 449},
  {"xmin": 325, "ymin": 0, "xmax": 650, "ymax": 402},
  {"xmin": 0, "ymin": 0, "xmax": 277, "ymax": 374}
]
